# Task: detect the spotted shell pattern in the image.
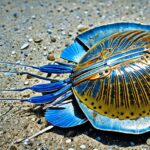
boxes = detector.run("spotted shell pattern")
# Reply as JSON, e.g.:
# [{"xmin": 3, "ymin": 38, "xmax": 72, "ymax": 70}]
[{"xmin": 73, "ymin": 30, "xmax": 150, "ymax": 120}]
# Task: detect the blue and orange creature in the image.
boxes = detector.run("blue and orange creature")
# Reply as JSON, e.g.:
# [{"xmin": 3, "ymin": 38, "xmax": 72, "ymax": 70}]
[{"xmin": 0, "ymin": 22, "xmax": 150, "ymax": 134}]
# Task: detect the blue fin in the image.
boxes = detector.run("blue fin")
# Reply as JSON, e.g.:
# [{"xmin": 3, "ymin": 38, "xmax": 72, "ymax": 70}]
[
  {"xmin": 75, "ymin": 95, "xmax": 150, "ymax": 134},
  {"xmin": 26, "ymin": 83, "xmax": 72, "ymax": 104},
  {"xmin": 0, "ymin": 79, "xmax": 70, "ymax": 93},
  {"xmin": 45, "ymin": 101, "xmax": 87, "ymax": 128},
  {"xmin": 77, "ymin": 22, "xmax": 150, "ymax": 48},
  {"xmin": 61, "ymin": 41, "xmax": 86, "ymax": 63},
  {"xmin": 0, "ymin": 83, "xmax": 72, "ymax": 104},
  {"xmin": 39, "ymin": 64, "xmax": 73, "ymax": 74},
  {"xmin": 51, "ymin": 90, "xmax": 72, "ymax": 106},
  {"xmin": 0, "ymin": 62, "xmax": 73, "ymax": 74}
]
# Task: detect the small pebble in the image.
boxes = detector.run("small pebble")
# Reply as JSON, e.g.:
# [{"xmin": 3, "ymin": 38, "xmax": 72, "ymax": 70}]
[
  {"xmin": 11, "ymin": 51, "xmax": 16, "ymax": 55},
  {"xmin": 28, "ymin": 26, "xmax": 32, "ymax": 30},
  {"xmin": 146, "ymin": 139, "xmax": 150, "ymax": 145},
  {"xmin": 77, "ymin": 24, "xmax": 88, "ymax": 32},
  {"xmin": 24, "ymin": 81, "xmax": 29, "ymax": 85},
  {"xmin": 65, "ymin": 139, "xmax": 71, "ymax": 144},
  {"xmin": 68, "ymin": 32, "xmax": 73, "ymax": 37},
  {"xmin": 47, "ymin": 29, "xmax": 52, "ymax": 34},
  {"xmin": 80, "ymin": 144, "xmax": 86, "ymax": 149},
  {"xmin": 33, "ymin": 48, "xmax": 36, "ymax": 51},
  {"xmin": 23, "ymin": 139, "xmax": 30, "ymax": 145},
  {"xmin": 31, "ymin": 15, "xmax": 36, "ymax": 19},
  {"xmin": 61, "ymin": 31, "xmax": 66, "ymax": 36},
  {"xmin": 32, "ymin": 117, "xmax": 36, "ymax": 121},
  {"xmin": 43, "ymin": 46, "xmax": 47, "ymax": 50},
  {"xmin": 21, "ymin": 43, "xmax": 29, "ymax": 50},
  {"xmin": 13, "ymin": 13, "xmax": 18, "ymax": 18},
  {"xmin": 34, "ymin": 37, "xmax": 43, "ymax": 43},
  {"xmin": 47, "ymin": 53, "xmax": 55, "ymax": 61},
  {"xmin": 10, "ymin": 145, "xmax": 17, "ymax": 150},
  {"xmin": 28, "ymin": 38, "xmax": 33, "ymax": 42},
  {"xmin": 50, "ymin": 37, "xmax": 56, "ymax": 42},
  {"xmin": 43, "ymin": 52, "xmax": 48, "ymax": 56}
]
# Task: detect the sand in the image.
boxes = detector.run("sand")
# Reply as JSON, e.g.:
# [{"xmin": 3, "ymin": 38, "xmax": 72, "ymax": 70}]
[{"xmin": 0, "ymin": 0, "xmax": 150, "ymax": 149}]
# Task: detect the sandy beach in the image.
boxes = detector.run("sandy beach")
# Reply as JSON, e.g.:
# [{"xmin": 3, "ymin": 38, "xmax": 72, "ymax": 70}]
[{"xmin": 0, "ymin": 0, "xmax": 150, "ymax": 149}]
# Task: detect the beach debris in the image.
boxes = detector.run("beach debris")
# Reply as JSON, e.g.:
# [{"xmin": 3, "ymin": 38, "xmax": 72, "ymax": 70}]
[
  {"xmin": 20, "ymin": 42, "xmax": 29, "ymax": 50},
  {"xmin": 77, "ymin": 24, "xmax": 89, "ymax": 32},
  {"xmin": 47, "ymin": 53, "xmax": 55, "ymax": 61}
]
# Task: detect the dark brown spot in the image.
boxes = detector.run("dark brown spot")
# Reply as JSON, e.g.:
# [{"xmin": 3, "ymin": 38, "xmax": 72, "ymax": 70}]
[
  {"xmin": 126, "ymin": 116, "xmax": 129, "ymax": 119},
  {"xmin": 84, "ymin": 98, "xmax": 87, "ymax": 101},
  {"xmin": 147, "ymin": 113, "xmax": 150, "ymax": 115},
  {"xmin": 139, "ymin": 113, "xmax": 142, "ymax": 116},
  {"xmin": 130, "ymin": 112, "xmax": 134, "ymax": 116},
  {"xmin": 120, "ymin": 112, "xmax": 124, "ymax": 115},
  {"xmin": 91, "ymin": 102, "xmax": 94, "ymax": 105},
  {"xmin": 99, "ymin": 106, "xmax": 102, "ymax": 109},
  {"xmin": 104, "ymin": 112, "xmax": 107, "ymax": 114},
  {"xmin": 111, "ymin": 114, "xmax": 115, "ymax": 117},
  {"xmin": 93, "ymin": 107, "xmax": 96, "ymax": 109},
  {"xmin": 142, "ymin": 110, "xmax": 146, "ymax": 114}
]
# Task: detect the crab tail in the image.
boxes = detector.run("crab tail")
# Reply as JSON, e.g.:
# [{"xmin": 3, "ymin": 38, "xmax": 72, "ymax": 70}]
[{"xmin": 0, "ymin": 62, "xmax": 74, "ymax": 106}]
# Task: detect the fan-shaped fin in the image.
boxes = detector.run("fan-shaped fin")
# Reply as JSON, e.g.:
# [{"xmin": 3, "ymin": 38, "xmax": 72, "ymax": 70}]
[
  {"xmin": 75, "ymin": 94, "xmax": 150, "ymax": 134},
  {"xmin": 77, "ymin": 22, "xmax": 150, "ymax": 48},
  {"xmin": 61, "ymin": 23, "xmax": 150, "ymax": 63},
  {"xmin": 45, "ymin": 101, "xmax": 87, "ymax": 128},
  {"xmin": 61, "ymin": 41, "xmax": 86, "ymax": 63}
]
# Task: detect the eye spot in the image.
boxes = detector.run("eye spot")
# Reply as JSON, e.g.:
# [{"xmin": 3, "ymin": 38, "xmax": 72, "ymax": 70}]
[{"xmin": 146, "ymin": 55, "xmax": 149, "ymax": 58}]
